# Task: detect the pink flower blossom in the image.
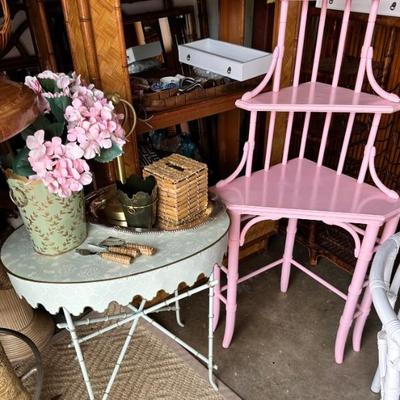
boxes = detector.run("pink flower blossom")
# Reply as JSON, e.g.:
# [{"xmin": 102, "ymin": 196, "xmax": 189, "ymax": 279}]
[
  {"xmin": 57, "ymin": 75, "xmax": 71, "ymax": 91},
  {"xmin": 29, "ymin": 144, "xmax": 93, "ymax": 198},
  {"xmin": 23, "ymin": 70, "xmax": 124, "ymax": 198},
  {"xmin": 65, "ymin": 88, "xmax": 125, "ymax": 160},
  {"xmin": 37, "ymin": 70, "xmax": 59, "ymax": 80},
  {"xmin": 45, "ymin": 136, "xmax": 63, "ymax": 157},
  {"xmin": 24, "ymin": 76, "xmax": 42, "ymax": 94},
  {"xmin": 24, "ymin": 77, "xmax": 50, "ymax": 113},
  {"xmin": 26, "ymin": 130, "xmax": 46, "ymax": 161},
  {"xmin": 65, "ymin": 142, "xmax": 84, "ymax": 160}
]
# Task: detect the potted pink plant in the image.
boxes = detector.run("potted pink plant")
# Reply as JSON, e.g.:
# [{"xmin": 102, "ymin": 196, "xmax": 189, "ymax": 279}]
[{"xmin": 5, "ymin": 70, "xmax": 126, "ymax": 255}]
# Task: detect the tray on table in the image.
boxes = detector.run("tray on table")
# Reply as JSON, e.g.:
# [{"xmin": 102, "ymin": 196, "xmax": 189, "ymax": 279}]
[{"xmin": 85, "ymin": 184, "xmax": 223, "ymax": 232}]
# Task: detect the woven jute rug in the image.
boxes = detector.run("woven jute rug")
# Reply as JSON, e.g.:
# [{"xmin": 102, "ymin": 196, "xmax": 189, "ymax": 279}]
[{"xmin": 23, "ymin": 304, "xmax": 240, "ymax": 400}]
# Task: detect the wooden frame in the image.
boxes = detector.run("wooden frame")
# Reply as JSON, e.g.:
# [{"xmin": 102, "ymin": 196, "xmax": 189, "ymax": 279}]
[{"xmin": 61, "ymin": 0, "xmax": 140, "ymax": 182}]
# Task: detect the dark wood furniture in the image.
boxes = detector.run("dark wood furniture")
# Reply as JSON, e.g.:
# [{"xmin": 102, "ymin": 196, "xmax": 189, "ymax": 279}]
[{"xmin": 287, "ymin": 5, "xmax": 400, "ymax": 273}]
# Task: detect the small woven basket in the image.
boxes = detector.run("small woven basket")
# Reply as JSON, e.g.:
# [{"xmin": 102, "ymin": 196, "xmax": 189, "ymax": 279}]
[{"xmin": 143, "ymin": 154, "xmax": 208, "ymax": 229}]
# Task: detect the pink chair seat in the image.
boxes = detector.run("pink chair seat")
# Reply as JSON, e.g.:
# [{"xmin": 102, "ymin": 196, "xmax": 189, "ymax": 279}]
[
  {"xmin": 236, "ymin": 82, "xmax": 400, "ymax": 114},
  {"xmin": 214, "ymin": 158, "xmax": 400, "ymax": 224}
]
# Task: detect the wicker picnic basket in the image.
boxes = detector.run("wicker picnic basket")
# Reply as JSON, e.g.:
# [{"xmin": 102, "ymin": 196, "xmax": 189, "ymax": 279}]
[{"xmin": 143, "ymin": 154, "xmax": 208, "ymax": 229}]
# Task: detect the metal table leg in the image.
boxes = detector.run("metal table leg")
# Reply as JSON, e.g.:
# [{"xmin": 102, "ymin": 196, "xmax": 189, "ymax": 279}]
[
  {"xmin": 63, "ymin": 307, "xmax": 95, "ymax": 400},
  {"xmin": 61, "ymin": 279, "xmax": 218, "ymax": 399},
  {"xmin": 102, "ymin": 300, "xmax": 145, "ymax": 400}
]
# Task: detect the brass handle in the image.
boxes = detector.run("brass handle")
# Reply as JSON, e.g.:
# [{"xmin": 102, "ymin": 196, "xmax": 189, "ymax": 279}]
[
  {"xmin": 107, "ymin": 92, "xmax": 137, "ymax": 183},
  {"xmin": 120, "ymin": 98, "xmax": 137, "ymax": 139},
  {"xmin": 107, "ymin": 93, "xmax": 137, "ymax": 138}
]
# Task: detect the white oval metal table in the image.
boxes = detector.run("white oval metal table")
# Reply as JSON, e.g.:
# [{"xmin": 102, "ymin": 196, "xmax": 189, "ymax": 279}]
[{"xmin": 1, "ymin": 208, "xmax": 229, "ymax": 400}]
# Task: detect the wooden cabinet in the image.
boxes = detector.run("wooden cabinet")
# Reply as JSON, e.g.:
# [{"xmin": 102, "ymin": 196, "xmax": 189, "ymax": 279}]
[{"xmin": 56, "ymin": 0, "xmax": 253, "ymax": 183}]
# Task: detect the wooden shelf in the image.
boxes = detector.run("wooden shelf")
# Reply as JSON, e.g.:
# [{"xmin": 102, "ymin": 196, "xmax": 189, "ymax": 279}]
[{"xmin": 135, "ymin": 90, "xmax": 245, "ymax": 134}]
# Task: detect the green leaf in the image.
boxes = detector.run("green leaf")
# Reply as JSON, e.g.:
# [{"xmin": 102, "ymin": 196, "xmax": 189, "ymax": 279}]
[
  {"xmin": 94, "ymin": 143, "xmax": 123, "ymax": 163},
  {"xmin": 20, "ymin": 124, "xmax": 38, "ymax": 141},
  {"xmin": 47, "ymin": 96, "xmax": 71, "ymax": 122},
  {"xmin": 33, "ymin": 115, "xmax": 52, "ymax": 129},
  {"xmin": 37, "ymin": 78, "xmax": 59, "ymax": 93},
  {"xmin": 20, "ymin": 115, "xmax": 52, "ymax": 140},
  {"xmin": 47, "ymin": 122, "xmax": 65, "ymax": 137},
  {"xmin": 11, "ymin": 148, "xmax": 34, "ymax": 177}
]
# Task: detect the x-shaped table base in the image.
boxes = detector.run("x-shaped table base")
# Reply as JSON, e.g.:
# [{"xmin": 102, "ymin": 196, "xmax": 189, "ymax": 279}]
[{"xmin": 57, "ymin": 277, "xmax": 218, "ymax": 400}]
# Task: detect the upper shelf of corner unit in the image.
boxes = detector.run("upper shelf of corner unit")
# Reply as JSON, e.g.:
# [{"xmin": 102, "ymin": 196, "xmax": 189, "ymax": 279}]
[{"xmin": 235, "ymin": 82, "xmax": 400, "ymax": 114}]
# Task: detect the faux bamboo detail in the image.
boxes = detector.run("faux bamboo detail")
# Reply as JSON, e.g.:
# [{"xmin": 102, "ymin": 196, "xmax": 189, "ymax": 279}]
[
  {"xmin": 125, "ymin": 243, "xmax": 156, "ymax": 256},
  {"xmin": 100, "ymin": 252, "xmax": 132, "ymax": 265}
]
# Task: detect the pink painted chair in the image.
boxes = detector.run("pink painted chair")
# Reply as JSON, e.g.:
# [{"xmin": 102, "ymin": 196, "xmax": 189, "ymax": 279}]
[{"xmin": 212, "ymin": 0, "xmax": 400, "ymax": 364}]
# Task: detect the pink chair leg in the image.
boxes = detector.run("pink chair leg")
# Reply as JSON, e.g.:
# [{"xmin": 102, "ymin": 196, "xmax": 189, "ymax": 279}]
[
  {"xmin": 352, "ymin": 216, "xmax": 400, "ymax": 352},
  {"xmin": 351, "ymin": 286, "xmax": 372, "ymax": 352},
  {"xmin": 281, "ymin": 218, "xmax": 298, "ymax": 293},
  {"xmin": 213, "ymin": 264, "xmax": 221, "ymax": 332},
  {"xmin": 222, "ymin": 212, "xmax": 241, "ymax": 349},
  {"xmin": 335, "ymin": 223, "xmax": 381, "ymax": 364}
]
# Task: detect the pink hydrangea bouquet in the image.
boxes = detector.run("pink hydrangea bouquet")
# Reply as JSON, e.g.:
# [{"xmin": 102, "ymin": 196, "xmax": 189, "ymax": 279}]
[{"xmin": 12, "ymin": 70, "xmax": 126, "ymax": 198}]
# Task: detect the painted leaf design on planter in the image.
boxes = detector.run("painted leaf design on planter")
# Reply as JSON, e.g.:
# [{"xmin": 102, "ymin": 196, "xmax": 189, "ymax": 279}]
[{"xmin": 7, "ymin": 178, "xmax": 86, "ymax": 255}]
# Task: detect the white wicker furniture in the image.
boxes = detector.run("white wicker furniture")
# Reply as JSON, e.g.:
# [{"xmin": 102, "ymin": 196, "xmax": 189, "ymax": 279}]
[
  {"xmin": 0, "ymin": 209, "xmax": 229, "ymax": 400},
  {"xmin": 370, "ymin": 232, "xmax": 400, "ymax": 400}
]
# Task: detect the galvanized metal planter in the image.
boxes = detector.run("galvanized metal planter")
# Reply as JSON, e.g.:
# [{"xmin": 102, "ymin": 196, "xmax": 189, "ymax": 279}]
[{"xmin": 6, "ymin": 171, "xmax": 87, "ymax": 255}]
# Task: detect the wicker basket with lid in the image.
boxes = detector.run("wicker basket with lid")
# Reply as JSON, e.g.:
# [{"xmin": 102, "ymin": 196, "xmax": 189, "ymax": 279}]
[{"xmin": 143, "ymin": 154, "xmax": 208, "ymax": 229}]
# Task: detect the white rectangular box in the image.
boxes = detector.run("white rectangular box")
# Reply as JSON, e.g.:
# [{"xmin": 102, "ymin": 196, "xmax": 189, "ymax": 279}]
[
  {"xmin": 178, "ymin": 38, "xmax": 273, "ymax": 81},
  {"xmin": 316, "ymin": 0, "xmax": 400, "ymax": 17},
  {"xmin": 126, "ymin": 41, "xmax": 162, "ymax": 64}
]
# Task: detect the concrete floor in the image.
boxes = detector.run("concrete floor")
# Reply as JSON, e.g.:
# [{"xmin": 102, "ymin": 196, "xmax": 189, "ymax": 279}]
[{"xmin": 155, "ymin": 235, "xmax": 381, "ymax": 400}]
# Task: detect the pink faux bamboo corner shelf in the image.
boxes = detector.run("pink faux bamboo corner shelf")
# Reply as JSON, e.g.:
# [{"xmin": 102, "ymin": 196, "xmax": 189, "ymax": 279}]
[{"xmin": 212, "ymin": 0, "xmax": 400, "ymax": 367}]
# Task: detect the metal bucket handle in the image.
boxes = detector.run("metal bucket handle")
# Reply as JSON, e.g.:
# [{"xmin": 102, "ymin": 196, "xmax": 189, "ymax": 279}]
[
  {"xmin": 125, "ymin": 199, "xmax": 157, "ymax": 215},
  {"xmin": 9, "ymin": 186, "xmax": 28, "ymax": 208}
]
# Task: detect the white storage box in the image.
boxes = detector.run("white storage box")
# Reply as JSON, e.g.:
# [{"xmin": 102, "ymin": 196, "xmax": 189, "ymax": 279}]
[
  {"xmin": 126, "ymin": 41, "xmax": 162, "ymax": 64},
  {"xmin": 178, "ymin": 38, "xmax": 273, "ymax": 81},
  {"xmin": 316, "ymin": 0, "xmax": 400, "ymax": 17}
]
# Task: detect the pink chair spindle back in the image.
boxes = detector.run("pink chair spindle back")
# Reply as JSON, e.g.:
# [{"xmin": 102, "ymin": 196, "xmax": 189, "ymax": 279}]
[{"xmin": 247, "ymin": 0, "xmax": 387, "ymax": 192}]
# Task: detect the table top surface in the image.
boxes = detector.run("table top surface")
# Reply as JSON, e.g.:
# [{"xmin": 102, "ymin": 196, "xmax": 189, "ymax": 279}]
[{"xmin": 1, "ymin": 209, "xmax": 230, "ymax": 285}]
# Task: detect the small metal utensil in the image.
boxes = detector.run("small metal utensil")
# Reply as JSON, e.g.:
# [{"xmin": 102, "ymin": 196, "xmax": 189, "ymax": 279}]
[
  {"xmin": 99, "ymin": 237, "xmax": 125, "ymax": 247},
  {"xmin": 75, "ymin": 249, "xmax": 97, "ymax": 256}
]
